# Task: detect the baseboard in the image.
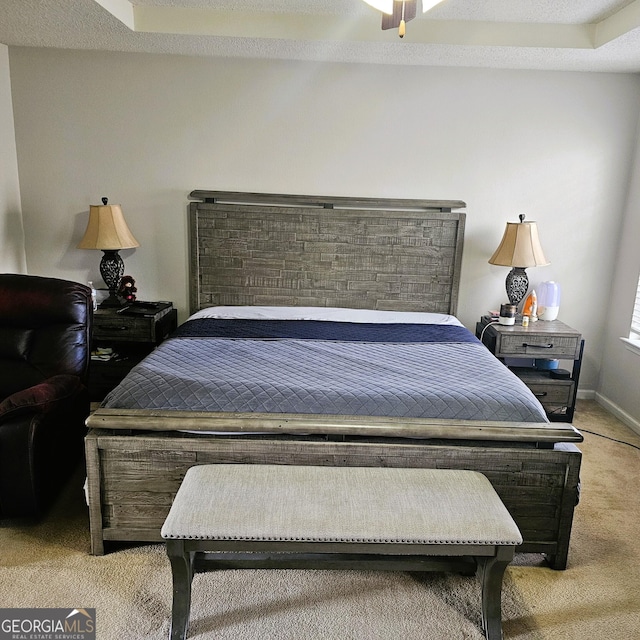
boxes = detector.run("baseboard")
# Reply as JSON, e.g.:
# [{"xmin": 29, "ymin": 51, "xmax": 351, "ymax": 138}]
[
  {"xmin": 595, "ymin": 392, "xmax": 640, "ymax": 436},
  {"xmin": 576, "ymin": 389, "xmax": 596, "ymax": 400}
]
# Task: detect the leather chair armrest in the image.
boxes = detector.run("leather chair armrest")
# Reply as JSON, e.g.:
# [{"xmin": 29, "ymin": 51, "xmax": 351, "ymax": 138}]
[
  {"xmin": 0, "ymin": 375, "xmax": 83, "ymax": 425},
  {"xmin": 0, "ymin": 376, "xmax": 88, "ymax": 517}
]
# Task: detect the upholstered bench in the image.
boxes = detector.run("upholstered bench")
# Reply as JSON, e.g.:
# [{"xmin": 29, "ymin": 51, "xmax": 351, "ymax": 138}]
[{"xmin": 162, "ymin": 464, "xmax": 522, "ymax": 640}]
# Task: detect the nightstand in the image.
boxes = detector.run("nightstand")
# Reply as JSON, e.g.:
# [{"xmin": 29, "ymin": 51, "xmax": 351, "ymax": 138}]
[
  {"xmin": 475, "ymin": 316, "xmax": 584, "ymax": 422},
  {"xmin": 89, "ymin": 301, "xmax": 178, "ymax": 401}
]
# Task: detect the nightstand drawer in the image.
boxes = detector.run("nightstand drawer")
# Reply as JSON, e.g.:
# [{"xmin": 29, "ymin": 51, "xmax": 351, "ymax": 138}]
[
  {"xmin": 524, "ymin": 380, "xmax": 574, "ymax": 406},
  {"xmin": 498, "ymin": 333, "xmax": 581, "ymax": 359},
  {"xmin": 510, "ymin": 368, "xmax": 575, "ymax": 411},
  {"xmin": 93, "ymin": 315, "xmax": 157, "ymax": 342}
]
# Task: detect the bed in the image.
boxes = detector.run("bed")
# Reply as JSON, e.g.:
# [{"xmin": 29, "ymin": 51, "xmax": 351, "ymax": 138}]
[{"xmin": 85, "ymin": 191, "xmax": 582, "ymax": 569}]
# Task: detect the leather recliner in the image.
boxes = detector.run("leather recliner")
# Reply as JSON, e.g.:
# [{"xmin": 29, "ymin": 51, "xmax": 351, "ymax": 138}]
[{"xmin": 0, "ymin": 274, "xmax": 92, "ymax": 518}]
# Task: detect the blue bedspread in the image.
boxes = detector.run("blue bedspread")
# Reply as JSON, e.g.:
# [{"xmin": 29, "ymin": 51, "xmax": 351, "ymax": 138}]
[
  {"xmin": 103, "ymin": 319, "xmax": 548, "ymax": 424},
  {"xmin": 172, "ymin": 319, "xmax": 479, "ymax": 343}
]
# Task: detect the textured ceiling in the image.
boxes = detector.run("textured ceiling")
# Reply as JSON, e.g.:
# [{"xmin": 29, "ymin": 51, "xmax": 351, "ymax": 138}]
[{"xmin": 1, "ymin": 0, "xmax": 640, "ymax": 72}]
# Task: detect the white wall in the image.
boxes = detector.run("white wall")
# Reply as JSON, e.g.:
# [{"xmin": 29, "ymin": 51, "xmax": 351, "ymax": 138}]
[
  {"xmin": 0, "ymin": 44, "xmax": 25, "ymax": 273},
  {"xmin": 597, "ymin": 116, "xmax": 640, "ymax": 431},
  {"xmin": 8, "ymin": 47, "xmax": 640, "ymax": 397}
]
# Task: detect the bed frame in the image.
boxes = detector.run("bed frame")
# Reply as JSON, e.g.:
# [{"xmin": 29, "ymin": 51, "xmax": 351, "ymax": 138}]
[{"xmin": 85, "ymin": 191, "xmax": 582, "ymax": 569}]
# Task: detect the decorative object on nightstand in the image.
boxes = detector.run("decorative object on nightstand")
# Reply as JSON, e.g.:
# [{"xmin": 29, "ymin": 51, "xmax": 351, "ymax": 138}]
[
  {"xmin": 117, "ymin": 275, "xmax": 138, "ymax": 303},
  {"xmin": 78, "ymin": 197, "xmax": 140, "ymax": 308},
  {"xmin": 522, "ymin": 289, "xmax": 538, "ymax": 322},
  {"xmin": 489, "ymin": 214, "xmax": 549, "ymax": 308},
  {"xmin": 538, "ymin": 281, "xmax": 561, "ymax": 321},
  {"xmin": 89, "ymin": 301, "xmax": 177, "ymax": 401},
  {"xmin": 476, "ymin": 316, "xmax": 584, "ymax": 422},
  {"xmin": 498, "ymin": 303, "xmax": 517, "ymax": 326}
]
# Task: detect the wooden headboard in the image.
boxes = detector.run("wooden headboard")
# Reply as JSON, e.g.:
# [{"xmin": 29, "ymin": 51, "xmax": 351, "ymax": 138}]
[{"xmin": 189, "ymin": 191, "xmax": 466, "ymax": 316}]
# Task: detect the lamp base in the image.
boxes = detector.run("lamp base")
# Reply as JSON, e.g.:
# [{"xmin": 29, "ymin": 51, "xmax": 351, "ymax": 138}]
[
  {"xmin": 99, "ymin": 249, "xmax": 125, "ymax": 308},
  {"xmin": 505, "ymin": 267, "xmax": 529, "ymax": 307},
  {"xmin": 98, "ymin": 292, "xmax": 124, "ymax": 309}
]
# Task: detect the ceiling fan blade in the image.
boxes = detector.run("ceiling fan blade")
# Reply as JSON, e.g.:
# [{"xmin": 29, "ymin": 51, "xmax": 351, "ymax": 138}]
[
  {"xmin": 422, "ymin": 0, "xmax": 446, "ymax": 12},
  {"xmin": 362, "ymin": 0, "xmax": 394, "ymax": 14},
  {"xmin": 381, "ymin": 0, "xmax": 417, "ymax": 30}
]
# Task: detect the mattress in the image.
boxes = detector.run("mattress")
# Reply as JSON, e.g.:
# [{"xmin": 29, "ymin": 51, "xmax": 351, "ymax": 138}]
[{"xmin": 102, "ymin": 306, "xmax": 548, "ymax": 424}]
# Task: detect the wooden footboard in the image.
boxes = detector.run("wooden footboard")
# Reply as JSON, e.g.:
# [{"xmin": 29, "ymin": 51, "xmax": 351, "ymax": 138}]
[{"xmin": 84, "ymin": 429, "xmax": 581, "ymax": 569}]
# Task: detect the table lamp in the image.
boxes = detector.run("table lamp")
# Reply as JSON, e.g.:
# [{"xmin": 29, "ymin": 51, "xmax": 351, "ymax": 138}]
[
  {"xmin": 488, "ymin": 214, "xmax": 549, "ymax": 307},
  {"xmin": 78, "ymin": 197, "xmax": 140, "ymax": 307}
]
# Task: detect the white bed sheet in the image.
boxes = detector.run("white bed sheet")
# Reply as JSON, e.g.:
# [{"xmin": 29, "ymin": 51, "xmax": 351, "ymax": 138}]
[{"xmin": 189, "ymin": 305, "xmax": 463, "ymax": 326}]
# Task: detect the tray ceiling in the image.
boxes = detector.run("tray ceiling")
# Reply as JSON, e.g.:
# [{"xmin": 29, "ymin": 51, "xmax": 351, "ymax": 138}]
[{"xmin": 1, "ymin": 0, "xmax": 640, "ymax": 72}]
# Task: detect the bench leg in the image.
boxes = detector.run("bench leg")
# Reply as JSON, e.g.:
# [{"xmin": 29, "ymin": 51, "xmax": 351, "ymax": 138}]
[
  {"xmin": 476, "ymin": 548, "xmax": 512, "ymax": 640},
  {"xmin": 167, "ymin": 540, "xmax": 195, "ymax": 640}
]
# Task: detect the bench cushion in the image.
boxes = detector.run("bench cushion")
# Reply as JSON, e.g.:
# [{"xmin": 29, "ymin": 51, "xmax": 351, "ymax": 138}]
[{"xmin": 161, "ymin": 465, "xmax": 522, "ymax": 547}]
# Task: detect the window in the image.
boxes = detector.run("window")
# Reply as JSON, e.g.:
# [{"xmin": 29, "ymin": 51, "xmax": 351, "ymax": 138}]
[{"xmin": 622, "ymin": 271, "xmax": 640, "ymax": 355}]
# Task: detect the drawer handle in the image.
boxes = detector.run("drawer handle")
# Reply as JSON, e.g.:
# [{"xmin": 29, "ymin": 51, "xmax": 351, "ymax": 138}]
[
  {"xmin": 533, "ymin": 391, "xmax": 548, "ymax": 398},
  {"xmin": 522, "ymin": 342, "xmax": 553, "ymax": 349},
  {"xmin": 99, "ymin": 325, "xmax": 130, "ymax": 332}
]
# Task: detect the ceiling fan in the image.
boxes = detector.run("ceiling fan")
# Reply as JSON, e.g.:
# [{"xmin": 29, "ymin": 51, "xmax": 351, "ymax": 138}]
[{"xmin": 362, "ymin": 0, "xmax": 446, "ymax": 38}]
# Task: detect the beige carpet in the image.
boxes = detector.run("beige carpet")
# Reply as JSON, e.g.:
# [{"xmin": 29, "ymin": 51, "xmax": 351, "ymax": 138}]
[{"xmin": 2, "ymin": 400, "xmax": 640, "ymax": 640}]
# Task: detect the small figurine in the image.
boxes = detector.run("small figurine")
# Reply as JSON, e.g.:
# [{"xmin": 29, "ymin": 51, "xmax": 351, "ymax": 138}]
[
  {"xmin": 118, "ymin": 275, "xmax": 138, "ymax": 303},
  {"xmin": 522, "ymin": 289, "xmax": 538, "ymax": 321}
]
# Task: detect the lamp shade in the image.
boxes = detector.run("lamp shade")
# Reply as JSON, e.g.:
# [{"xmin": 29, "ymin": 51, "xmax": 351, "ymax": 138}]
[
  {"xmin": 488, "ymin": 218, "xmax": 549, "ymax": 268},
  {"xmin": 77, "ymin": 202, "xmax": 139, "ymax": 250}
]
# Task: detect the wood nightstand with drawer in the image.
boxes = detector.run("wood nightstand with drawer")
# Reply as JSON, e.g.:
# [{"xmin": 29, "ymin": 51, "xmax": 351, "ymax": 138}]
[
  {"xmin": 90, "ymin": 301, "xmax": 177, "ymax": 401},
  {"xmin": 475, "ymin": 317, "xmax": 584, "ymax": 422}
]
